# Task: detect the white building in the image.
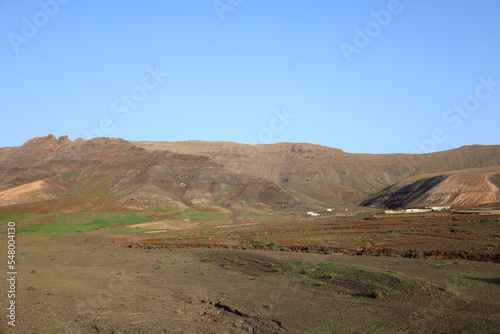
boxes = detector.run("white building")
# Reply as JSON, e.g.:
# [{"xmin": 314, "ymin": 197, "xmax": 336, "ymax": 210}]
[
  {"xmin": 307, "ymin": 212, "xmax": 320, "ymax": 217},
  {"xmin": 405, "ymin": 208, "xmax": 431, "ymax": 213},
  {"xmin": 428, "ymin": 206, "xmax": 451, "ymax": 211},
  {"xmin": 384, "ymin": 208, "xmax": 431, "ymax": 214}
]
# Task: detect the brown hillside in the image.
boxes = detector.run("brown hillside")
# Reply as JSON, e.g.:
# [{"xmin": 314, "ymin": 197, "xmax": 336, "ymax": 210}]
[
  {"xmin": 0, "ymin": 136, "xmax": 305, "ymax": 214},
  {"xmin": 134, "ymin": 141, "xmax": 500, "ymax": 204},
  {"xmin": 1, "ymin": 136, "xmax": 499, "ymax": 211},
  {"xmin": 360, "ymin": 166, "xmax": 500, "ymax": 209}
]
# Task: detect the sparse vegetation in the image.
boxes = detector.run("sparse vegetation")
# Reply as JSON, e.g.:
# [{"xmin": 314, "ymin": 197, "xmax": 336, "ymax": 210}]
[
  {"xmin": 274, "ymin": 261, "xmax": 461, "ymax": 304},
  {"xmin": 18, "ymin": 213, "xmax": 151, "ymax": 237},
  {"xmin": 92, "ymin": 324, "xmax": 105, "ymax": 332},
  {"xmin": 198, "ymin": 250, "xmax": 222, "ymax": 262},
  {"xmin": 372, "ymin": 288, "xmax": 383, "ymax": 299}
]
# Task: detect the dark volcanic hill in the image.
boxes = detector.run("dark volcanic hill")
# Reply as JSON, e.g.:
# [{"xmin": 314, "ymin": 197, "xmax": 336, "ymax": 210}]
[
  {"xmin": 1, "ymin": 135, "xmax": 499, "ymax": 212},
  {"xmin": 134, "ymin": 140, "xmax": 500, "ymax": 207}
]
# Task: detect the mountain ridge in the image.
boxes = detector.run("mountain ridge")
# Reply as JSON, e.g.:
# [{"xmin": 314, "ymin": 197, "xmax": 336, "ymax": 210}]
[
  {"xmin": 133, "ymin": 140, "xmax": 500, "ymax": 205},
  {"xmin": 0, "ymin": 135, "xmax": 499, "ymax": 212},
  {"xmin": 0, "ymin": 135, "xmax": 307, "ymax": 214}
]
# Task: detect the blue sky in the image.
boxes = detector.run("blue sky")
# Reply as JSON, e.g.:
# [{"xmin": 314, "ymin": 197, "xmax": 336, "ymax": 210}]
[{"xmin": 1, "ymin": 0, "xmax": 499, "ymax": 154}]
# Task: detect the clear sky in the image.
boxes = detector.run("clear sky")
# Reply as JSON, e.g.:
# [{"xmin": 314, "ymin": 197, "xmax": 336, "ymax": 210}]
[{"xmin": 1, "ymin": 0, "xmax": 499, "ymax": 154}]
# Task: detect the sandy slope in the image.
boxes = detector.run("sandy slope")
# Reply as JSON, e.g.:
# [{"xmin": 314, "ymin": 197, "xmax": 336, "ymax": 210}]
[
  {"xmin": 0, "ymin": 179, "xmax": 66, "ymax": 206},
  {"xmin": 361, "ymin": 166, "xmax": 500, "ymax": 208}
]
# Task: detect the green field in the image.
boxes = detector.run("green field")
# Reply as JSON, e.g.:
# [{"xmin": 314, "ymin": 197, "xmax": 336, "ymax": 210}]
[{"xmin": 2, "ymin": 213, "xmax": 152, "ymax": 237}]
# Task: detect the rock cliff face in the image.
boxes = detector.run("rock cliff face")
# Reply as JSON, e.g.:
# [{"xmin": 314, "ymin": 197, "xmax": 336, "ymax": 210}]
[
  {"xmin": 0, "ymin": 135, "xmax": 499, "ymax": 212},
  {"xmin": 134, "ymin": 140, "xmax": 500, "ymax": 206}
]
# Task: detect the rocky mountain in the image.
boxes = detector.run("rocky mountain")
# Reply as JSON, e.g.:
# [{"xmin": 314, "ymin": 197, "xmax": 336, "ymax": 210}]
[
  {"xmin": 0, "ymin": 135, "xmax": 304, "ymax": 214},
  {"xmin": 134, "ymin": 140, "xmax": 500, "ymax": 207},
  {"xmin": 1, "ymin": 135, "xmax": 499, "ymax": 213}
]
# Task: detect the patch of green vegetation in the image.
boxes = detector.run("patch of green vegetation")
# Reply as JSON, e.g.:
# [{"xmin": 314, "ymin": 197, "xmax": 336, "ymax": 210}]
[
  {"xmin": 61, "ymin": 170, "xmax": 76, "ymax": 180},
  {"xmin": 175, "ymin": 236, "xmax": 192, "ymax": 240},
  {"xmin": 0, "ymin": 214, "xmax": 29, "ymax": 222},
  {"xmin": 20, "ymin": 221, "xmax": 71, "ymax": 234},
  {"xmin": 241, "ymin": 239, "xmax": 279, "ymax": 250},
  {"xmin": 237, "ymin": 241, "xmax": 248, "ymax": 250},
  {"xmin": 197, "ymin": 250, "xmax": 222, "ymax": 262},
  {"xmin": 448, "ymin": 269, "xmax": 500, "ymax": 288},
  {"xmin": 365, "ymin": 324, "xmax": 390, "ymax": 333},
  {"xmin": 19, "ymin": 213, "xmax": 151, "ymax": 237},
  {"xmin": 457, "ymin": 225, "xmax": 499, "ymax": 237},
  {"xmin": 275, "ymin": 261, "xmax": 460, "ymax": 304},
  {"xmin": 252, "ymin": 239, "xmax": 264, "ymax": 248},
  {"xmin": 457, "ymin": 220, "xmax": 500, "ymax": 226},
  {"xmin": 0, "ymin": 214, "xmax": 34, "ymax": 232}
]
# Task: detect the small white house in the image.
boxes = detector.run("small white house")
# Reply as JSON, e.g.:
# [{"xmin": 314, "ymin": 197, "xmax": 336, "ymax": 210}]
[
  {"xmin": 326, "ymin": 208, "xmax": 333, "ymax": 212},
  {"xmin": 428, "ymin": 206, "xmax": 451, "ymax": 211},
  {"xmin": 405, "ymin": 208, "xmax": 430, "ymax": 213},
  {"xmin": 307, "ymin": 212, "xmax": 320, "ymax": 217},
  {"xmin": 385, "ymin": 208, "xmax": 431, "ymax": 214}
]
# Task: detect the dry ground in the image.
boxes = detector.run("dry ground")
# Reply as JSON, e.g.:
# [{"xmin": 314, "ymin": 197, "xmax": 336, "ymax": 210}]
[
  {"xmin": 131, "ymin": 212, "xmax": 500, "ymax": 262},
  {"xmin": 0, "ymin": 234, "xmax": 499, "ymax": 333},
  {"xmin": 0, "ymin": 211, "xmax": 499, "ymax": 333}
]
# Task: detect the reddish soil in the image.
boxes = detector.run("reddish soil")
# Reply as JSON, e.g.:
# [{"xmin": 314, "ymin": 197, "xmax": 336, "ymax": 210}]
[{"xmin": 124, "ymin": 212, "xmax": 500, "ymax": 263}]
